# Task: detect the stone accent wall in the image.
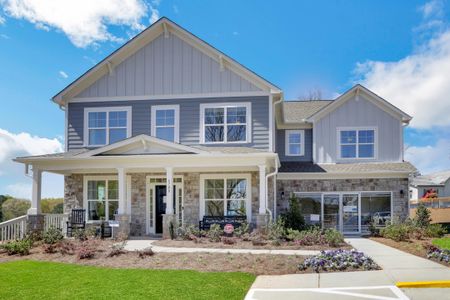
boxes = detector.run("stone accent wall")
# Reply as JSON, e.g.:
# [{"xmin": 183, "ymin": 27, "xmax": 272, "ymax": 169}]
[
  {"xmin": 276, "ymin": 177, "xmax": 409, "ymax": 221},
  {"xmin": 182, "ymin": 172, "xmax": 200, "ymax": 226},
  {"xmin": 64, "ymin": 174, "xmax": 83, "ymax": 213},
  {"xmin": 130, "ymin": 173, "xmax": 148, "ymax": 236}
]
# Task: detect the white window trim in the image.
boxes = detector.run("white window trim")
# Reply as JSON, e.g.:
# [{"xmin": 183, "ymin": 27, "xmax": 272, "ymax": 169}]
[
  {"xmin": 337, "ymin": 127, "xmax": 378, "ymax": 160},
  {"xmin": 199, "ymin": 102, "xmax": 252, "ymax": 144},
  {"xmin": 199, "ymin": 173, "xmax": 252, "ymax": 223},
  {"xmin": 150, "ymin": 104, "xmax": 180, "ymax": 143},
  {"xmin": 83, "ymin": 106, "xmax": 132, "ymax": 147},
  {"xmin": 83, "ymin": 175, "xmax": 119, "ymax": 223},
  {"xmin": 285, "ymin": 130, "xmax": 305, "ymax": 156}
]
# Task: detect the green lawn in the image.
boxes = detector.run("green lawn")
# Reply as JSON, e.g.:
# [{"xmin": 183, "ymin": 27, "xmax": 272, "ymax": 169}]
[
  {"xmin": 0, "ymin": 261, "xmax": 255, "ymax": 300},
  {"xmin": 432, "ymin": 237, "xmax": 450, "ymax": 250}
]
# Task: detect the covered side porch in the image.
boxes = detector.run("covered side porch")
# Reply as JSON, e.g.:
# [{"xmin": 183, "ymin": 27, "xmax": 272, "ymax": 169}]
[{"xmin": 14, "ymin": 135, "xmax": 278, "ymax": 238}]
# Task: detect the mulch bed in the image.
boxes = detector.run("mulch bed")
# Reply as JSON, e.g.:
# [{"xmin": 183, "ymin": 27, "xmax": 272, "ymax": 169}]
[
  {"xmin": 370, "ymin": 237, "xmax": 450, "ymax": 268},
  {"xmin": 154, "ymin": 238, "xmax": 351, "ymax": 251}
]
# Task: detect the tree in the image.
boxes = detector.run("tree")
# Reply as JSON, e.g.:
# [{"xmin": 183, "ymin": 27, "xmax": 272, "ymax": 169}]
[
  {"xmin": 281, "ymin": 195, "xmax": 306, "ymax": 230},
  {"xmin": 414, "ymin": 203, "xmax": 432, "ymax": 228},
  {"xmin": 0, "ymin": 195, "xmax": 14, "ymax": 222},
  {"xmin": 41, "ymin": 198, "xmax": 64, "ymax": 214},
  {"xmin": 297, "ymin": 88, "xmax": 323, "ymax": 101},
  {"xmin": 1, "ymin": 198, "xmax": 30, "ymax": 221}
]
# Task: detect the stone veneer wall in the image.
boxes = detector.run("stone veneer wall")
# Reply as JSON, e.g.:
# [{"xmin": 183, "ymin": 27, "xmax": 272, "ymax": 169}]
[
  {"xmin": 64, "ymin": 174, "xmax": 83, "ymax": 213},
  {"xmin": 276, "ymin": 178, "xmax": 410, "ymax": 221}
]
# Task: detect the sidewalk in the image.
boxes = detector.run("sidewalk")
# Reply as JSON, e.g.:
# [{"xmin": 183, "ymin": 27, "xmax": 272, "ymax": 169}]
[{"xmin": 124, "ymin": 239, "xmax": 320, "ymax": 256}]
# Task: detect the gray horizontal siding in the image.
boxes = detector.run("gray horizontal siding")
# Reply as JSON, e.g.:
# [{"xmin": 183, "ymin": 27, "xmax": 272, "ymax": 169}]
[
  {"xmin": 314, "ymin": 94, "xmax": 403, "ymax": 163},
  {"xmin": 68, "ymin": 96, "xmax": 270, "ymax": 151},
  {"xmin": 276, "ymin": 129, "xmax": 313, "ymax": 162},
  {"xmin": 75, "ymin": 33, "xmax": 261, "ymax": 98}
]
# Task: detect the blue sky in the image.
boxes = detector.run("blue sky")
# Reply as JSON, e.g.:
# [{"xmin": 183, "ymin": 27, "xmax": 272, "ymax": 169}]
[{"xmin": 0, "ymin": 0, "xmax": 449, "ymax": 198}]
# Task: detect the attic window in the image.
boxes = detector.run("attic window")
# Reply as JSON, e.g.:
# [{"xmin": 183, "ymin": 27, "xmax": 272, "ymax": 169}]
[{"xmin": 84, "ymin": 107, "xmax": 131, "ymax": 147}]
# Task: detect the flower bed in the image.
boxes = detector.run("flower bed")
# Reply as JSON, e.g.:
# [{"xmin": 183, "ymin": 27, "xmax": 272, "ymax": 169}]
[
  {"xmin": 427, "ymin": 245, "xmax": 450, "ymax": 264},
  {"xmin": 298, "ymin": 249, "xmax": 380, "ymax": 272}
]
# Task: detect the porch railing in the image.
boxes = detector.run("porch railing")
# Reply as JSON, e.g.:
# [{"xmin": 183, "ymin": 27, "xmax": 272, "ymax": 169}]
[
  {"xmin": 44, "ymin": 214, "xmax": 69, "ymax": 236},
  {"xmin": 0, "ymin": 215, "xmax": 28, "ymax": 243}
]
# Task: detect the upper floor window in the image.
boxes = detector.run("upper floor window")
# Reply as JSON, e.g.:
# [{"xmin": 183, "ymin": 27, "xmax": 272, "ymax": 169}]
[
  {"xmin": 151, "ymin": 105, "xmax": 180, "ymax": 142},
  {"xmin": 285, "ymin": 130, "xmax": 305, "ymax": 156},
  {"xmin": 338, "ymin": 127, "xmax": 376, "ymax": 159},
  {"xmin": 84, "ymin": 107, "xmax": 131, "ymax": 146},
  {"xmin": 200, "ymin": 102, "xmax": 251, "ymax": 144}
]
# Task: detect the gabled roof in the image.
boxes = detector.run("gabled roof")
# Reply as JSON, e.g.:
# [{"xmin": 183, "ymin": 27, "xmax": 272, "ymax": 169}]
[
  {"xmin": 307, "ymin": 84, "xmax": 412, "ymax": 124},
  {"xmin": 281, "ymin": 100, "xmax": 333, "ymax": 123},
  {"xmin": 411, "ymin": 170, "xmax": 450, "ymax": 187},
  {"xmin": 52, "ymin": 17, "xmax": 282, "ymax": 106}
]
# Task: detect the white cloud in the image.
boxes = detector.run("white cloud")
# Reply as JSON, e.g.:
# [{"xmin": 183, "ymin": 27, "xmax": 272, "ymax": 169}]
[
  {"xmin": 0, "ymin": 33, "xmax": 9, "ymax": 39},
  {"xmin": 1, "ymin": 0, "xmax": 150, "ymax": 48},
  {"xmin": 59, "ymin": 70, "xmax": 68, "ymax": 79},
  {"xmin": 405, "ymin": 139, "xmax": 450, "ymax": 174},
  {"xmin": 0, "ymin": 128, "xmax": 64, "ymax": 199},
  {"xmin": 355, "ymin": 19, "xmax": 450, "ymax": 128},
  {"xmin": 419, "ymin": 0, "xmax": 444, "ymax": 19},
  {"xmin": 0, "ymin": 14, "xmax": 5, "ymax": 24},
  {"xmin": 149, "ymin": 6, "xmax": 159, "ymax": 24},
  {"xmin": 173, "ymin": 5, "xmax": 179, "ymax": 14}
]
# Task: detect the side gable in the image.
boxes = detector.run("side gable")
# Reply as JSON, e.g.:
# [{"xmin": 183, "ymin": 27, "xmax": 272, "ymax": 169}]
[
  {"xmin": 53, "ymin": 18, "xmax": 281, "ymax": 105},
  {"xmin": 75, "ymin": 32, "xmax": 261, "ymax": 99}
]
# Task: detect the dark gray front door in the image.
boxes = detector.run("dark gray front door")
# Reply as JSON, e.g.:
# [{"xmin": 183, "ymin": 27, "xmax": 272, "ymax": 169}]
[{"xmin": 154, "ymin": 185, "xmax": 176, "ymax": 234}]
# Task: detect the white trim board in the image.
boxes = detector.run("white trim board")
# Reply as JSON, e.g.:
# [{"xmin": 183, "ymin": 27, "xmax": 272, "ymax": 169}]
[{"xmin": 285, "ymin": 129, "xmax": 305, "ymax": 157}]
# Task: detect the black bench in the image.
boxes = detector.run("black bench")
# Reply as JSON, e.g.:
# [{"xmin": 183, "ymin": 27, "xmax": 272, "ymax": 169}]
[{"xmin": 199, "ymin": 216, "xmax": 247, "ymax": 230}]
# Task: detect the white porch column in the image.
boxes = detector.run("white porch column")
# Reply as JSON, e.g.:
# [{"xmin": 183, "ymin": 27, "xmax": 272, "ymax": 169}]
[
  {"xmin": 27, "ymin": 167, "xmax": 42, "ymax": 215},
  {"xmin": 165, "ymin": 167, "xmax": 174, "ymax": 214},
  {"xmin": 117, "ymin": 168, "xmax": 127, "ymax": 214},
  {"xmin": 258, "ymin": 165, "xmax": 267, "ymax": 214}
]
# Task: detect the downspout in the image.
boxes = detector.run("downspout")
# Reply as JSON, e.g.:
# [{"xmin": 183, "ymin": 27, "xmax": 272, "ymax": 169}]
[{"xmin": 265, "ymin": 158, "xmax": 279, "ymax": 222}]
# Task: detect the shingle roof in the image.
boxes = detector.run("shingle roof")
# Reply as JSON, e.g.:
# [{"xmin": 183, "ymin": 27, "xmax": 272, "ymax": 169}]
[
  {"xmin": 193, "ymin": 146, "xmax": 266, "ymax": 154},
  {"xmin": 15, "ymin": 149, "xmax": 90, "ymax": 159},
  {"xmin": 411, "ymin": 170, "xmax": 450, "ymax": 186},
  {"xmin": 281, "ymin": 100, "xmax": 333, "ymax": 123},
  {"xmin": 279, "ymin": 161, "xmax": 417, "ymax": 174}
]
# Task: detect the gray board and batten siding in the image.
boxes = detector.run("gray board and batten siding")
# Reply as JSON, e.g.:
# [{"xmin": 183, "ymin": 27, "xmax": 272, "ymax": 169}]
[
  {"xmin": 74, "ymin": 32, "xmax": 261, "ymax": 99},
  {"xmin": 67, "ymin": 96, "xmax": 270, "ymax": 151},
  {"xmin": 314, "ymin": 94, "xmax": 403, "ymax": 163},
  {"xmin": 276, "ymin": 129, "xmax": 313, "ymax": 162}
]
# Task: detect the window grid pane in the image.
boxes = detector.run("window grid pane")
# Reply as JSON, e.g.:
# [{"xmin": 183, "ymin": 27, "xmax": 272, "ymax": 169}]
[
  {"xmin": 203, "ymin": 106, "xmax": 247, "ymax": 142},
  {"xmin": 288, "ymin": 132, "xmax": 302, "ymax": 155},
  {"xmin": 87, "ymin": 110, "xmax": 128, "ymax": 145},
  {"xmin": 340, "ymin": 129, "xmax": 375, "ymax": 158}
]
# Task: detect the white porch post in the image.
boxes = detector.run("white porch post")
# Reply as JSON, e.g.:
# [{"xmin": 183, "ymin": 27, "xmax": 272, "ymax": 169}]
[
  {"xmin": 258, "ymin": 165, "xmax": 267, "ymax": 214},
  {"xmin": 117, "ymin": 168, "xmax": 127, "ymax": 214},
  {"xmin": 28, "ymin": 167, "xmax": 42, "ymax": 215},
  {"xmin": 165, "ymin": 167, "xmax": 174, "ymax": 214}
]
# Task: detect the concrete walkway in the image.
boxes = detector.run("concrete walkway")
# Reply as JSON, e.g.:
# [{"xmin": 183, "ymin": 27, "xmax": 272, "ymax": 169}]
[
  {"xmin": 247, "ymin": 238, "xmax": 450, "ymax": 299},
  {"xmin": 124, "ymin": 239, "xmax": 320, "ymax": 256}
]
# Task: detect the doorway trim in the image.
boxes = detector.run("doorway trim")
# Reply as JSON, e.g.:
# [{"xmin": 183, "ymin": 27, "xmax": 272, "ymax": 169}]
[{"xmin": 145, "ymin": 175, "xmax": 184, "ymax": 235}]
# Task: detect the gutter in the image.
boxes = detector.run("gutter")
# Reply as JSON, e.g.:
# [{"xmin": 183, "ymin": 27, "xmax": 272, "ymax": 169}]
[{"xmin": 265, "ymin": 158, "xmax": 280, "ymax": 221}]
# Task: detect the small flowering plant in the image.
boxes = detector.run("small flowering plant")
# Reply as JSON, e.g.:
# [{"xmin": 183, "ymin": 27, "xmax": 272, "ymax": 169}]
[
  {"xmin": 298, "ymin": 249, "xmax": 380, "ymax": 273},
  {"xmin": 427, "ymin": 245, "xmax": 450, "ymax": 264}
]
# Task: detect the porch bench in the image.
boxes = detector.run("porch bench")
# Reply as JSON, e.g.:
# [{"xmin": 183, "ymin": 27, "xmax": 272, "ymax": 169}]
[{"xmin": 199, "ymin": 216, "xmax": 247, "ymax": 231}]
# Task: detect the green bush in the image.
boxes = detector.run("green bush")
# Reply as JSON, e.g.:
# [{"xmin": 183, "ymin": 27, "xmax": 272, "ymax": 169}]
[
  {"xmin": 1, "ymin": 238, "xmax": 33, "ymax": 256},
  {"xmin": 281, "ymin": 196, "xmax": 306, "ymax": 231},
  {"xmin": 207, "ymin": 224, "xmax": 222, "ymax": 242},
  {"xmin": 43, "ymin": 226, "xmax": 64, "ymax": 245},
  {"xmin": 286, "ymin": 228, "xmax": 302, "ymax": 241},
  {"xmin": 414, "ymin": 203, "xmax": 432, "ymax": 228},
  {"xmin": 425, "ymin": 224, "xmax": 447, "ymax": 238},
  {"xmin": 324, "ymin": 229, "xmax": 345, "ymax": 247},
  {"xmin": 234, "ymin": 222, "xmax": 250, "ymax": 238},
  {"xmin": 380, "ymin": 223, "xmax": 411, "ymax": 242},
  {"xmin": 267, "ymin": 218, "xmax": 286, "ymax": 241}
]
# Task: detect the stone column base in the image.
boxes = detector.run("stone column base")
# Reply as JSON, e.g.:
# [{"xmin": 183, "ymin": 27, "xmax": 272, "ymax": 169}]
[
  {"xmin": 255, "ymin": 214, "xmax": 269, "ymax": 233},
  {"xmin": 162, "ymin": 214, "xmax": 177, "ymax": 239},
  {"xmin": 115, "ymin": 214, "xmax": 131, "ymax": 239},
  {"xmin": 27, "ymin": 214, "xmax": 45, "ymax": 237}
]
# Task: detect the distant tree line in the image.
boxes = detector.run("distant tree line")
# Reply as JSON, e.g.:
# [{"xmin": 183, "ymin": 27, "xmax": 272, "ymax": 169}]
[{"xmin": 0, "ymin": 195, "xmax": 63, "ymax": 222}]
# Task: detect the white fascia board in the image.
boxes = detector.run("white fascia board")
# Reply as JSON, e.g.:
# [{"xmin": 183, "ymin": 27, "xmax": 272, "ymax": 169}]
[{"xmin": 277, "ymin": 172, "xmax": 411, "ymax": 180}]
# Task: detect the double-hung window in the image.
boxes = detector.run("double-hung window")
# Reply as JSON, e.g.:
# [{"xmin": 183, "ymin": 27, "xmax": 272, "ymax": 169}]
[
  {"xmin": 151, "ymin": 105, "xmax": 179, "ymax": 142},
  {"xmin": 285, "ymin": 130, "xmax": 305, "ymax": 156},
  {"xmin": 85, "ymin": 177, "xmax": 119, "ymax": 222},
  {"xmin": 85, "ymin": 107, "xmax": 131, "ymax": 146},
  {"xmin": 201, "ymin": 175, "xmax": 251, "ymax": 221},
  {"xmin": 200, "ymin": 103, "xmax": 251, "ymax": 143},
  {"xmin": 339, "ymin": 128, "xmax": 376, "ymax": 159}
]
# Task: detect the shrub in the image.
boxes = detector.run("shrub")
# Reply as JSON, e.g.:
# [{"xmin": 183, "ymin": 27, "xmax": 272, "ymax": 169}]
[
  {"xmin": 178, "ymin": 225, "xmax": 202, "ymax": 240},
  {"xmin": 43, "ymin": 243, "xmax": 58, "ymax": 254},
  {"xmin": 73, "ymin": 229, "xmax": 88, "ymax": 241},
  {"xmin": 42, "ymin": 226, "xmax": 64, "ymax": 245},
  {"xmin": 138, "ymin": 247, "xmax": 154, "ymax": 258},
  {"xmin": 368, "ymin": 219, "xmax": 380, "ymax": 237},
  {"xmin": 207, "ymin": 224, "xmax": 222, "ymax": 242},
  {"xmin": 234, "ymin": 222, "xmax": 250, "ymax": 238},
  {"xmin": 77, "ymin": 243, "xmax": 95, "ymax": 259},
  {"xmin": 380, "ymin": 223, "xmax": 410, "ymax": 242},
  {"xmin": 286, "ymin": 228, "xmax": 302, "ymax": 241},
  {"xmin": 221, "ymin": 237, "xmax": 236, "ymax": 245},
  {"xmin": 293, "ymin": 227, "xmax": 326, "ymax": 246},
  {"xmin": 107, "ymin": 242, "xmax": 127, "ymax": 257},
  {"xmin": 1, "ymin": 238, "xmax": 33, "ymax": 256},
  {"xmin": 57, "ymin": 240, "xmax": 76, "ymax": 255},
  {"xmin": 414, "ymin": 203, "xmax": 432, "ymax": 228},
  {"xmin": 425, "ymin": 223, "xmax": 447, "ymax": 238},
  {"xmin": 267, "ymin": 219, "xmax": 286, "ymax": 241},
  {"xmin": 299, "ymin": 249, "xmax": 379, "ymax": 272},
  {"xmin": 324, "ymin": 229, "xmax": 344, "ymax": 247},
  {"xmin": 281, "ymin": 196, "xmax": 306, "ymax": 231}
]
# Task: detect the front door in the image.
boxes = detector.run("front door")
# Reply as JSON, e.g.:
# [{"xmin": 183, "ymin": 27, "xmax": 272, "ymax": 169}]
[
  {"xmin": 341, "ymin": 194, "xmax": 360, "ymax": 233},
  {"xmin": 154, "ymin": 185, "xmax": 176, "ymax": 234}
]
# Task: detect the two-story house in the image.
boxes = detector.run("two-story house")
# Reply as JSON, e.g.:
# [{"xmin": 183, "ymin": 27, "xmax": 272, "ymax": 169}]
[{"xmin": 15, "ymin": 17, "xmax": 416, "ymax": 237}]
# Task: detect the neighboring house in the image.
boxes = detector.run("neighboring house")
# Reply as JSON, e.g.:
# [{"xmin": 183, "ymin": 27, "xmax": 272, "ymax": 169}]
[
  {"xmin": 410, "ymin": 170, "xmax": 450, "ymax": 200},
  {"xmin": 14, "ymin": 17, "xmax": 416, "ymax": 237}
]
